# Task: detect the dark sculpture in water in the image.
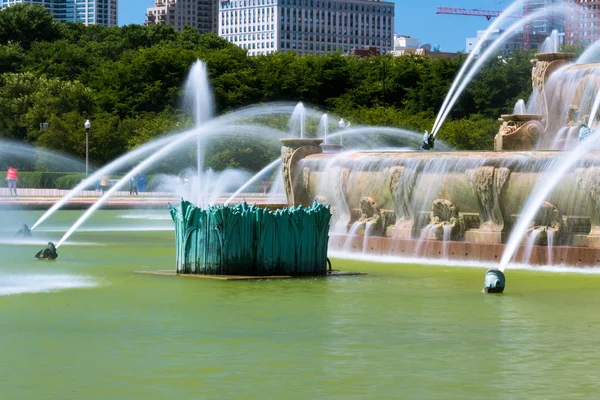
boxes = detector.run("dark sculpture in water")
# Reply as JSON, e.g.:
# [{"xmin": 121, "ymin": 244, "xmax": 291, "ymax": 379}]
[
  {"xmin": 35, "ymin": 242, "xmax": 58, "ymax": 260},
  {"xmin": 483, "ymin": 269, "xmax": 505, "ymax": 293},
  {"xmin": 421, "ymin": 130, "xmax": 435, "ymax": 150},
  {"xmin": 15, "ymin": 224, "xmax": 31, "ymax": 237}
]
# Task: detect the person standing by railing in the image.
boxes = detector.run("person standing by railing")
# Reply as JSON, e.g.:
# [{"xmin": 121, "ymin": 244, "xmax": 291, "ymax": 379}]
[
  {"xmin": 130, "ymin": 175, "xmax": 139, "ymax": 196},
  {"xmin": 6, "ymin": 166, "xmax": 18, "ymax": 196}
]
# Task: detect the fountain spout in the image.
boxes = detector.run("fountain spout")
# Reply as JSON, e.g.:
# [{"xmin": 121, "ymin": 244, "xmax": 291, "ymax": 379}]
[
  {"xmin": 483, "ymin": 269, "xmax": 505, "ymax": 294},
  {"xmin": 15, "ymin": 224, "xmax": 32, "ymax": 237},
  {"xmin": 421, "ymin": 130, "xmax": 435, "ymax": 150},
  {"xmin": 35, "ymin": 242, "xmax": 58, "ymax": 260}
]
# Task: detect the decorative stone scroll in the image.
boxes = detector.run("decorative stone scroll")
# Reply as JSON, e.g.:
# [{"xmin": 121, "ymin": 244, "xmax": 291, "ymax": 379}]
[
  {"xmin": 465, "ymin": 166, "xmax": 510, "ymax": 244},
  {"xmin": 527, "ymin": 201, "xmax": 566, "ymax": 246},
  {"xmin": 494, "ymin": 114, "xmax": 545, "ymax": 151},
  {"xmin": 429, "ymin": 199, "xmax": 465, "ymax": 241},
  {"xmin": 355, "ymin": 196, "xmax": 384, "ymax": 236}
]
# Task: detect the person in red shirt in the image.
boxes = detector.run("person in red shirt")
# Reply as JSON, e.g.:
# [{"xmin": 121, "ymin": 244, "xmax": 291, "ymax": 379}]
[{"xmin": 6, "ymin": 166, "xmax": 18, "ymax": 196}]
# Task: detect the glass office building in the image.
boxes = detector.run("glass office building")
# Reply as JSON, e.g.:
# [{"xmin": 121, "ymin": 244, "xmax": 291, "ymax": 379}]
[{"xmin": 0, "ymin": 0, "xmax": 117, "ymax": 26}]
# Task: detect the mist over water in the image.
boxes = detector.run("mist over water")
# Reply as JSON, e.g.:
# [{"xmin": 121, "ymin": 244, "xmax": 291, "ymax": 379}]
[{"xmin": 0, "ymin": 274, "xmax": 96, "ymax": 296}]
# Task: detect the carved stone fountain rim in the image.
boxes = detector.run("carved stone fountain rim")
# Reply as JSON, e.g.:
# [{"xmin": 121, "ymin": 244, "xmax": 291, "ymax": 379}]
[
  {"xmin": 280, "ymin": 138, "xmax": 323, "ymax": 147},
  {"xmin": 500, "ymin": 114, "xmax": 544, "ymax": 122},
  {"xmin": 534, "ymin": 52, "xmax": 577, "ymax": 62}
]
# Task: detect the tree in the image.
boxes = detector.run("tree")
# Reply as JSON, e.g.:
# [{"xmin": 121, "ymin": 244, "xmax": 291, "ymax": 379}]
[{"xmin": 0, "ymin": 4, "xmax": 59, "ymax": 49}]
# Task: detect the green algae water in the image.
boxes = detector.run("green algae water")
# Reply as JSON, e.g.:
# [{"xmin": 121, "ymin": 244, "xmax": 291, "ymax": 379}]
[{"xmin": 2, "ymin": 210, "xmax": 600, "ymax": 399}]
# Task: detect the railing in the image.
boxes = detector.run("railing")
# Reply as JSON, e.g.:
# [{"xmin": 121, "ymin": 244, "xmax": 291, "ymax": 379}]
[{"xmin": 0, "ymin": 187, "xmax": 284, "ymax": 199}]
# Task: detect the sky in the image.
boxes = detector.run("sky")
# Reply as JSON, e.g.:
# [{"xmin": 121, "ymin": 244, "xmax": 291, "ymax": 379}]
[{"xmin": 119, "ymin": 0, "xmax": 504, "ymax": 53}]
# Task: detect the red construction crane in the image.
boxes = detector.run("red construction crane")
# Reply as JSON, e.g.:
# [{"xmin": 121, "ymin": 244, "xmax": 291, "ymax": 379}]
[
  {"xmin": 436, "ymin": 6, "xmax": 550, "ymax": 51},
  {"xmin": 436, "ymin": 7, "xmax": 522, "ymax": 20}
]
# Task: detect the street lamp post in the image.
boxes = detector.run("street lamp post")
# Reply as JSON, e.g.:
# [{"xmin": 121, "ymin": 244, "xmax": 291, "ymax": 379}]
[
  {"xmin": 338, "ymin": 118, "xmax": 346, "ymax": 146},
  {"xmin": 84, "ymin": 119, "xmax": 91, "ymax": 176}
]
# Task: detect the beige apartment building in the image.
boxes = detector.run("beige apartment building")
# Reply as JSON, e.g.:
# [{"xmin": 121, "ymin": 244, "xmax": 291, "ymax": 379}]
[{"xmin": 146, "ymin": 0, "xmax": 217, "ymax": 33}]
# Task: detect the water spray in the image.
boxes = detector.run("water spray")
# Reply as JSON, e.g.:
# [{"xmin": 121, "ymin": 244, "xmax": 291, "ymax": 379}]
[
  {"xmin": 431, "ymin": 0, "xmax": 526, "ymax": 135},
  {"xmin": 432, "ymin": 4, "xmax": 570, "ymax": 137}
]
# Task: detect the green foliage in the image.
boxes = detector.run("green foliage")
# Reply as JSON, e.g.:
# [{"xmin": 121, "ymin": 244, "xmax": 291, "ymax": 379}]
[
  {"xmin": 0, "ymin": 4, "xmax": 59, "ymax": 49},
  {"xmin": 436, "ymin": 114, "xmax": 499, "ymax": 150},
  {"xmin": 467, "ymin": 51, "xmax": 534, "ymax": 118},
  {"xmin": 561, "ymin": 44, "xmax": 586, "ymax": 56},
  {"xmin": 0, "ymin": 171, "xmax": 80, "ymax": 188},
  {"xmin": 54, "ymin": 173, "xmax": 87, "ymax": 190},
  {"xmin": 206, "ymin": 136, "xmax": 280, "ymax": 172},
  {"xmin": 0, "ymin": 3, "xmax": 538, "ymax": 172}
]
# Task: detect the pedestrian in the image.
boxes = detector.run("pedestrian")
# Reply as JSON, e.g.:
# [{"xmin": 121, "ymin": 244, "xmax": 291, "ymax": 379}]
[
  {"xmin": 130, "ymin": 175, "xmax": 139, "ymax": 196},
  {"xmin": 6, "ymin": 166, "xmax": 18, "ymax": 196},
  {"xmin": 100, "ymin": 175, "xmax": 109, "ymax": 194}
]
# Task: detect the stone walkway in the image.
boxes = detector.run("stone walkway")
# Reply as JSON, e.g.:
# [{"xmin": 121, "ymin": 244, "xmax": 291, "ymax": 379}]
[{"xmin": 0, "ymin": 188, "xmax": 286, "ymax": 210}]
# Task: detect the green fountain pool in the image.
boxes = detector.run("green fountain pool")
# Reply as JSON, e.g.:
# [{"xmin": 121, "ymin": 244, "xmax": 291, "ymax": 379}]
[{"xmin": 1, "ymin": 209, "xmax": 600, "ymax": 399}]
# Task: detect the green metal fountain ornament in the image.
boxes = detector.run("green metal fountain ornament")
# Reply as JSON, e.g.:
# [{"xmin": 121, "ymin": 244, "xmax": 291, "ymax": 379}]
[
  {"xmin": 169, "ymin": 200, "xmax": 331, "ymax": 276},
  {"xmin": 483, "ymin": 269, "xmax": 505, "ymax": 293}
]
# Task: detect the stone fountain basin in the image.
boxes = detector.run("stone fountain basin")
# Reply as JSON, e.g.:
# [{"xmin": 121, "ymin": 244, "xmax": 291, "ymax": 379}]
[
  {"xmin": 534, "ymin": 52, "xmax": 576, "ymax": 62},
  {"xmin": 292, "ymin": 150, "xmax": 599, "ymax": 249}
]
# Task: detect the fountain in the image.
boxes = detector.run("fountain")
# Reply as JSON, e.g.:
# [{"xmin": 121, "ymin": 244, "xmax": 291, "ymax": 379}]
[
  {"xmin": 513, "ymin": 99, "xmax": 527, "ymax": 115},
  {"xmin": 289, "ymin": 102, "xmax": 306, "ymax": 139},
  {"xmin": 169, "ymin": 200, "xmax": 332, "ymax": 277},
  {"xmin": 184, "ymin": 60, "xmax": 214, "ymax": 206},
  {"xmin": 279, "ymin": 29, "xmax": 600, "ymax": 281},
  {"xmin": 31, "ymin": 6, "xmax": 600, "ymax": 292},
  {"xmin": 540, "ymin": 30, "xmax": 560, "ymax": 54}
]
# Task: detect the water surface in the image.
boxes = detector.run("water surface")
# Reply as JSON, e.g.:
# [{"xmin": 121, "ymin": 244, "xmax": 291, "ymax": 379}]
[{"xmin": 1, "ymin": 210, "xmax": 599, "ymax": 399}]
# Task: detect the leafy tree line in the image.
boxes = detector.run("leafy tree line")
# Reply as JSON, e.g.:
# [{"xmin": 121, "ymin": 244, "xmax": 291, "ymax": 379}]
[{"xmin": 0, "ymin": 4, "xmax": 535, "ymax": 172}]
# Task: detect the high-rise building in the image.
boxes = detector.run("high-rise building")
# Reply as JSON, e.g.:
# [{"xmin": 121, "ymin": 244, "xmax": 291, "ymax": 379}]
[
  {"xmin": 0, "ymin": 0, "xmax": 118, "ymax": 26},
  {"xmin": 525, "ymin": 0, "xmax": 564, "ymax": 35},
  {"xmin": 146, "ymin": 0, "xmax": 217, "ymax": 33},
  {"xmin": 466, "ymin": 29, "xmax": 523, "ymax": 56},
  {"xmin": 564, "ymin": 0, "xmax": 600, "ymax": 45},
  {"xmin": 218, "ymin": 0, "xmax": 395, "ymax": 56}
]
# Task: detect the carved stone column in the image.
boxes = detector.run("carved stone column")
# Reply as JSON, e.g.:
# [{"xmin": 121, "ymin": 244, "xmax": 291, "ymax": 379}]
[
  {"xmin": 386, "ymin": 165, "xmax": 421, "ymax": 239},
  {"xmin": 531, "ymin": 52, "xmax": 576, "ymax": 94},
  {"xmin": 281, "ymin": 139, "xmax": 323, "ymax": 206},
  {"xmin": 530, "ymin": 52, "xmax": 576, "ymax": 129},
  {"xmin": 465, "ymin": 166, "xmax": 511, "ymax": 244}
]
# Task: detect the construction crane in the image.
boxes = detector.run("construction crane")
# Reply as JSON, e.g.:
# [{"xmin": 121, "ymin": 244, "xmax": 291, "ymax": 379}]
[
  {"xmin": 436, "ymin": 7, "xmax": 522, "ymax": 20},
  {"xmin": 436, "ymin": 6, "xmax": 549, "ymax": 50}
]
